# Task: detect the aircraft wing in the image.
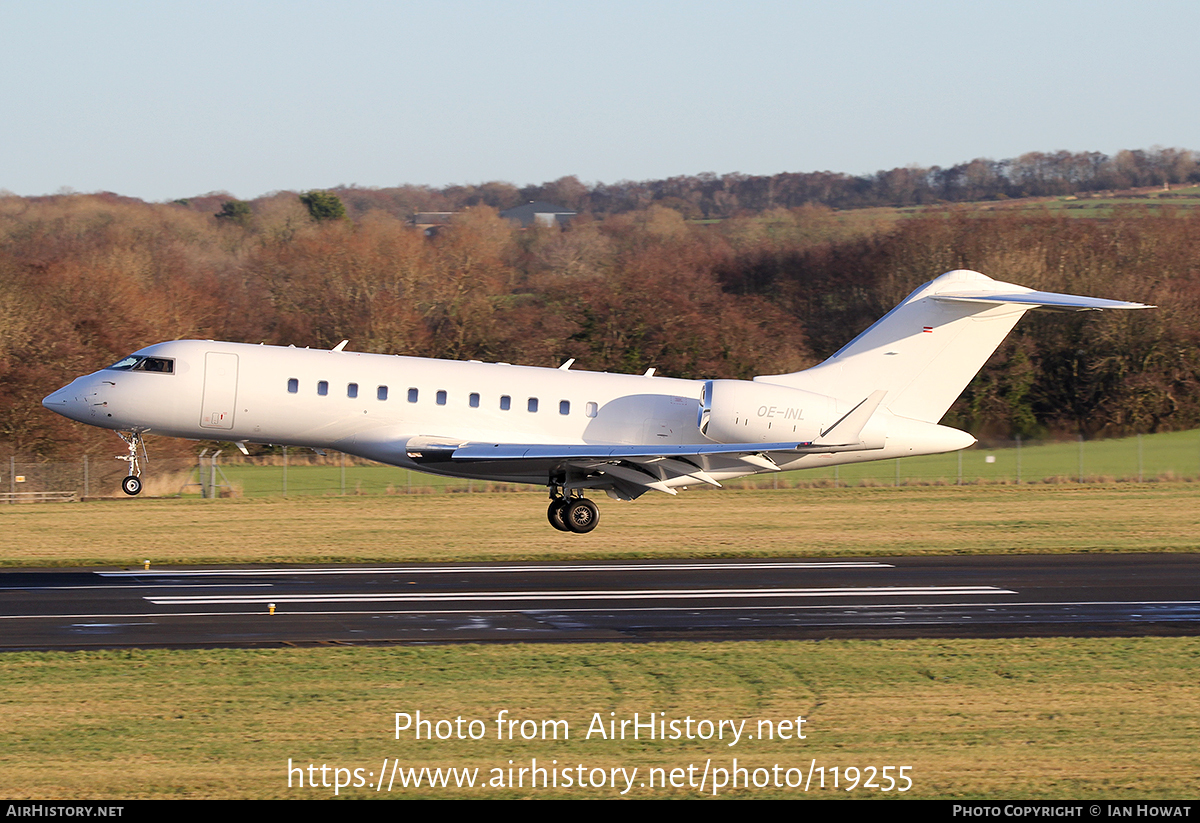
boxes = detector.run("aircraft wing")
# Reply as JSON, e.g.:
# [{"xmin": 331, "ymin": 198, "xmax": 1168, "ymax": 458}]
[
  {"xmin": 399, "ymin": 389, "xmax": 896, "ymax": 499},
  {"xmin": 404, "ymin": 438, "xmax": 844, "ymax": 499},
  {"xmin": 439, "ymin": 442, "xmax": 807, "ymax": 460}
]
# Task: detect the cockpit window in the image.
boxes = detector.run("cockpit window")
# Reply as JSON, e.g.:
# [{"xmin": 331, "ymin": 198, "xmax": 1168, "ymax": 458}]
[
  {"xmin": 108, "ymin": 356, "xmax": 140, "ymax": 370},
  {"xmin": 106, "ymin": 356, "xmax": 174, "ymax": 374},
  {"xmin": 139, "ymin": 357, "xmax": 174, "ymax": 373}
]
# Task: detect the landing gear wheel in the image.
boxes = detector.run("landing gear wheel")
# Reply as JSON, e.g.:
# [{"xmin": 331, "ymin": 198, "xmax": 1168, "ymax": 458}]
[
  {"xmin": 565, "ymin": 498, "xmax": 599, "ymax": 534},
  {"xmin": 115, "ymin": 431, "xmax": 148, "ymax": 495},
  {"xmin": 547, "ymin": 499, "xmax": 571, "ymax": 532}
]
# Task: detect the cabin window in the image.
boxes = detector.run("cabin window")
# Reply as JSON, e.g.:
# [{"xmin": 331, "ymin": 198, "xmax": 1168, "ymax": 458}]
[
  {"xmin": 436, "ymin": 390, "xmax": 447, "ymax": 406},
  {"xmin": 528, "ymin": 397, "xmax": 538, "ymax": 413},
  {"xmin": 559, "ymin": 400, "xmax": 570, "ymax": 415},
  {"xmin": 317, "ymin": 380, "xmax": 329, "ymax": 396},
  {"xmin": 585, "ymin": 401, "xmax": 598, "ymax": 418},
  {"xmin": 377, "ymin": 386, "xmax": 388, "ymax": 401},
  {"xmin": 287, "ymin": 378, "xmax": 298, "ymax": 394},
  {"xmin": 347, "ymin": 383, "xmax": 358, "ymax": 398},
  {"xmin": 408, "ymin": 388, "xmax": 418, "ymax": 403},
  {"xmin": 469, "ymin": 392, "xmax": 480, "ymax": 408},
  {"xmin": 500, "ymin": 395, "xmax": 511, "ymax": 411}
]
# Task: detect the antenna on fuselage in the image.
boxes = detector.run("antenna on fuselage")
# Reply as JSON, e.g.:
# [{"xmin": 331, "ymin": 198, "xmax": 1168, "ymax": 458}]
[
  {"xmin": 332, "ymin": 340, "xmax": 348, "ymax": 352},
  {"xmin": 558, "ymin": 358, "xmax": 575, "ymax": 370}
]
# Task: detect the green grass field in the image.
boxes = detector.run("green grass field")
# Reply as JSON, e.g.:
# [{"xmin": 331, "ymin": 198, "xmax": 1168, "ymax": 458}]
[
  {"xmin": 2, "ymin": 639, "xmax": 1196, "ymax": 799},
  {"xmin": 9, "ymin": 429, "xmax": 1199, "ymax": 500},
  {"xmin": 791, "ymin": 429, "xmax": 1200, "ymax": 487},
  {"xmin": 94, "ymin": 429, "xmax": 1200, "ymax": 499},
  {"xmin": 3, "ymin": 483, "xmax": 1198, "ymax": 799},
  {"xmin": 2, "ymin": 483, "xmax": 1199, "ymax": 567},
  {"xmin": 892, "ymin": 190, "xmax": 1200, "ymax": 220}
]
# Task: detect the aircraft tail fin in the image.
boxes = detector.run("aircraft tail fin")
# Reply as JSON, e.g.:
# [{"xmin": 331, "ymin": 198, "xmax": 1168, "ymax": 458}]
[{"xmin": 755, "ymin": 270, "xmax": 1152, "ymax": 424}]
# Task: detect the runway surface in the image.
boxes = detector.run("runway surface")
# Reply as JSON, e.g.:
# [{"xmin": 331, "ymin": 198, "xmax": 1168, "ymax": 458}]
[{"xmin": 2, "ymin": 554, "xmax": 1198, "ymax": 649}]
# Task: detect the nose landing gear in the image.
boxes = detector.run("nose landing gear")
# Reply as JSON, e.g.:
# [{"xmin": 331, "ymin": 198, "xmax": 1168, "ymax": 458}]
[
  {"xmin": 547, "ymin": 488, "xmax": 600, "ymax": 534},
  {"xmin": 116, "ymin": 431, "xmax": 147, "ymax": 496}
]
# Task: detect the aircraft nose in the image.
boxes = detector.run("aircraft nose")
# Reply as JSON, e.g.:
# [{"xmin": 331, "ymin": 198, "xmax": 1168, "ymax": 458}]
[
  {"xmin": 42, "ymin": 383, "xmax": 89, "ymax": 423},
  {"xmin": 42, "ymin": 386, "xmax": 71, "ymax": 410}
]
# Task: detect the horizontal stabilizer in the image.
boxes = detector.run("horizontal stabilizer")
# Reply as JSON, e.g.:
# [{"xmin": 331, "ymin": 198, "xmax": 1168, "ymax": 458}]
[{"xmin": 935, "ymin": 291, "xmax": 1154, "ymax": 312}]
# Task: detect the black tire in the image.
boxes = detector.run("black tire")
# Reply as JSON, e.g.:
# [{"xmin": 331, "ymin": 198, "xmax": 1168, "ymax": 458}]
[
  {"xmin": 121, "ymin": 475, "xmax": 142, "ymax": 496},
  {"xmin": 566, "ymin": 498, "xmax": 599, "ymax": 534},
  {"xmin": 547, "ymin": 499, "xmax": 571, "ymax": 532}
]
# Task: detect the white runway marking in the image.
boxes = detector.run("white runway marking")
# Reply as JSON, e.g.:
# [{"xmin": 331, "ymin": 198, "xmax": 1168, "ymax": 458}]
[
  {"xmin": 145, "ymin": 585, "xmax": 1014, "ymax": 605},
  {"xmin": 1, "ymin": 584, "xmax": 272, "ymax": 591},
  {"xmin": 97, "ymin": 561, "xmax": 893, "ymax": 578}
]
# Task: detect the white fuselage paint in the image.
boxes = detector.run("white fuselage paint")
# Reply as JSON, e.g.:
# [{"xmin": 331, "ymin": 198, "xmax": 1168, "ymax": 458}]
[
  {"xmin": 43, "ymin": 339, "xmax": 970, "ymax": 487},
  {"xmin": 47, "ymin": 271, "xmax": 1147, "ymax": 500}
]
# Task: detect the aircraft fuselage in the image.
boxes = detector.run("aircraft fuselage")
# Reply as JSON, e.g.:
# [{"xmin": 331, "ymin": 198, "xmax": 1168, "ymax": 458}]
[
  {"xmin": 42, "ymin": 339, "xmax": 970, "ymax": 487},
  {"xmin": 42, "ymin": 270, "xmax": 1152, "ymax": 531}
]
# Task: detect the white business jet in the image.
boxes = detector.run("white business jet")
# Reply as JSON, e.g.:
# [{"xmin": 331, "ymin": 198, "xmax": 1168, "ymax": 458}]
[{"xmin": 43, "ymin": 270, "xmax": 1150, "ymax": 533}]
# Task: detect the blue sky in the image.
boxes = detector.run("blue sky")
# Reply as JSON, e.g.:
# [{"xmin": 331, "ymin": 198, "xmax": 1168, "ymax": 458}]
[{"xmin": 2, "ymin": 0, "xmax": 1197, "ymax": 201}]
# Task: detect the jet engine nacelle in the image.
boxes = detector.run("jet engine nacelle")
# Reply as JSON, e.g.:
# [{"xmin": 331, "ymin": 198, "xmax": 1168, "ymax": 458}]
[{"xmin": 699, "ymin": 379, "xmax": 840, "ymax": 444}]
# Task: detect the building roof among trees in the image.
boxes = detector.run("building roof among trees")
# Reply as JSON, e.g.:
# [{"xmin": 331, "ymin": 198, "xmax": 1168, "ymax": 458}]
[{"xmin": 500, "ymin": 201, "xmax": 576, "ymax": 227}]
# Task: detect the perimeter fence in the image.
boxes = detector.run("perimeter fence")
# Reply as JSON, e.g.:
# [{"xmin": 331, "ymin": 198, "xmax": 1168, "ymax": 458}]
[{"xmin": 3, "ymin": 430, "xmax": 1200, "ymax": 502}]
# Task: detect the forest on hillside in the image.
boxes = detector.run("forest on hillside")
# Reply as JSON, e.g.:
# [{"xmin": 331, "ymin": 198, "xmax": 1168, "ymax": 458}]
[
  {"xmin": 2, "ymin": 188, "xmax": 1198, "ymax": 461},
  {"xmin": 160, "ymin": 146, "xmax": 1199, "ymax": 222}
]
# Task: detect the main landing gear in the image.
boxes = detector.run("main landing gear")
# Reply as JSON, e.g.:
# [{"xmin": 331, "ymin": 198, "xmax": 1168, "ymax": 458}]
[
  {"xmin": 116, "ymin": 431, "xmax": 147, "ymax": 496},
  {"xmin": 547, "ymin": 490, "xmax": 599, "ymax": 534}
]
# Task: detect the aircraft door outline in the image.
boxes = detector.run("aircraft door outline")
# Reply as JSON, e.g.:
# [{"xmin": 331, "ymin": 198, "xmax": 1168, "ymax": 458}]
[{"xmin": 200, "ymin": 352, "xmax": 239, "ymax": 429}]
